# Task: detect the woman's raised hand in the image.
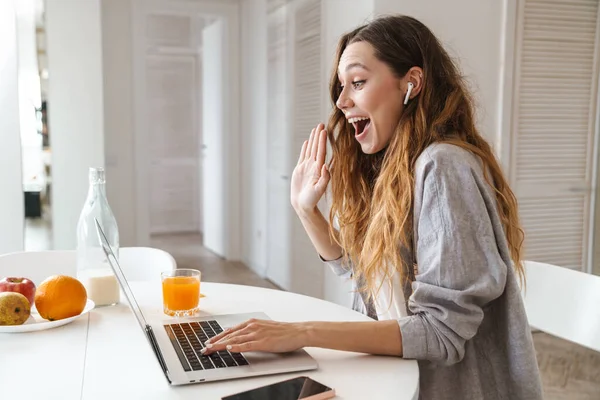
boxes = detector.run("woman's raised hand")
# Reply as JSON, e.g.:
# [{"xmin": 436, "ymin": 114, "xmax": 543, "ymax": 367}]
[{"xmin": 291, "ymin": 123, "xmax": 330, "ymax": 214}]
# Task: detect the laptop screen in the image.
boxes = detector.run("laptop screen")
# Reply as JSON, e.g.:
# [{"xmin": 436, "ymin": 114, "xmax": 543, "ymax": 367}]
[{"xmin": 95, "ymin": 218, "xmax": 149, "ymax": 330}]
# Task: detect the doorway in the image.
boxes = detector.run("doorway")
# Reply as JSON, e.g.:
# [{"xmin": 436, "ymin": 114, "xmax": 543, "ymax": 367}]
[{"xmin": 132, "ymin": 0, "xmax": 241, "ymax": 259}]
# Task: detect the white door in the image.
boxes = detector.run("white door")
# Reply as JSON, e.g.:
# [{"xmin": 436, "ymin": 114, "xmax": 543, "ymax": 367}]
[
  {"xmin": 146, "ymin": 54, "xmax": 200, "ymax": 234},
  {"xmin": 202, "ymin": 19, "xmax": 226, "ymax": 256},
  {"xmin": 511, "ymin": 0, "xmax": 600, "ymax": 271},
  {"xmin": 142, "ymin": 11, "xmax": 202, "ymax": 235},
  {"xmin": 266, "ymin": 6, "xmax": 292, "ymax": 289}
]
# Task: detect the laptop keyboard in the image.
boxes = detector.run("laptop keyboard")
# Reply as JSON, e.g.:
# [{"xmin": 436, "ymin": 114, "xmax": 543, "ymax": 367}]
[{"xmin": 165, "ymin": 320, "xmax": 249, "ymax": 372}]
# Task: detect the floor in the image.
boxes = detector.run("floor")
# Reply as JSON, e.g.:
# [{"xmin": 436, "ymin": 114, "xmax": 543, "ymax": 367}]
[
  {"xmin": 24, "ymin": 203, "xmax": 53, "ymax": 251},
  {"xmin": 534, "ymin": 332, "xmax": 600, "ymax": 399},
  {"xmin": 23, "ymin": 226, "xmax": 600, "ymax": 399},
  {"xmin": 150, "ymin": 233, "xmax": 278, "ymax": 290}
]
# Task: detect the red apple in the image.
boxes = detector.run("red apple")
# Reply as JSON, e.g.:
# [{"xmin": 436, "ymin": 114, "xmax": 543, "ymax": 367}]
[{"xmin": 0, "ymin": 277, "xmax": 36, "ymax": 305}]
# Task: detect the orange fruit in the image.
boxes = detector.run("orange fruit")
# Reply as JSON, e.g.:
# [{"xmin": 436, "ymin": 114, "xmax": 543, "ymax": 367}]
[{"xmin": 34, "ymin": 275, "xmax": 87, "ymax": 321}]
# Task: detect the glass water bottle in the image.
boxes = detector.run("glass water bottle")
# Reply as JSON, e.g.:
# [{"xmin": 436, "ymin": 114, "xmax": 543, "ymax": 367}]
[{"xmin": 76, "ymin": 167, "xmax": 121, "ymax": 306}]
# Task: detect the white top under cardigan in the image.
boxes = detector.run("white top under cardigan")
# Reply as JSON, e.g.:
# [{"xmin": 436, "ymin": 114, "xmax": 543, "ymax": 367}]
[{"xmin": 373, "ymin": 270, "xmax": 408, "ymax": 320}]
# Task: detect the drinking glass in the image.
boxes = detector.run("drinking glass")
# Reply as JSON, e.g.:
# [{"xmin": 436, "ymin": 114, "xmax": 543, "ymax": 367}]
[{"xmin": 161, "ymin": 269, "xmax": 201, "ymax": 317}]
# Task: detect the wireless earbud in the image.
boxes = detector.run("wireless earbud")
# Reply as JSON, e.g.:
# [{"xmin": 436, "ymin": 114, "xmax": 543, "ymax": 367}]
[{"xmin": 404, "ymin": 82, "xmax": 414, "ymax": 105}]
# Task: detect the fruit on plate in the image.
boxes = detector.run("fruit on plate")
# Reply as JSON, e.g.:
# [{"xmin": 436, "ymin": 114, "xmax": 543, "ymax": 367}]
[
  {"xmin": 34, "ymin": 275, "xmax": 88, "ymax": 321},
  {"xmin": 0, "ymin": 277, "xmax": 37, "ymax": 305},
  {"xmin": 0, "ymin": 292, "xmax": 31, "ymax": 325}
]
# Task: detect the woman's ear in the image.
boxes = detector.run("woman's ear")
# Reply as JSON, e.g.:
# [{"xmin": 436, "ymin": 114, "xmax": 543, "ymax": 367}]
[{"xmin": 403, "ymin": 67, "xmax": 424, "ymax": 102}]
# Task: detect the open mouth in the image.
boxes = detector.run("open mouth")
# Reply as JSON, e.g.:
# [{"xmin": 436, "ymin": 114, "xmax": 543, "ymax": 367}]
[{"xmin": 351, "ymin": 118, "xmax": 371, "ymax": 137}]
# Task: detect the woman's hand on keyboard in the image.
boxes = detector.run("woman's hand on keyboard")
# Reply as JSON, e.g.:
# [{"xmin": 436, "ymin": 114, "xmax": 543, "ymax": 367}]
[{"xmin": 201, "ymin": 318, "xmax": 308, "ymax": 355}]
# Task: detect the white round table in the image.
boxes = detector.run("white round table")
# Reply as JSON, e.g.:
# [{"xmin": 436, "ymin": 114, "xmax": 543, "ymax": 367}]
[{"xmin": 1, "ymin": 281, "xmax": 419, "ymax": 400}]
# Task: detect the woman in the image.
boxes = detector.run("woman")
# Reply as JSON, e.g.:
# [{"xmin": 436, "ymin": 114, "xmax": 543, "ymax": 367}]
[{"xmin": 204, "ymin": 15, "xmax": 543, "ymax": 399}]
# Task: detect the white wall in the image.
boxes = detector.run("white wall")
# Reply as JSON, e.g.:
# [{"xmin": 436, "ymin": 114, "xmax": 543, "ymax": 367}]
[
  {"xmin": 320, "ymin": 0, "xmax": 374, "ymax": 307},
  {"xmin": 0, "ymin": 0, "xmax": 25, "ymax": 254},
  {"xmin": 46, "ymin": 0, "xmax": 105, "ymax": 249},
  {"xmin": 101, "ymin": 0, "xmax": 137, "ymax": 246},
  {"xmin": 373, "ymin": 0, "xmax": 505, "ymax": 150},
  {"xmin": 240, "ymin": 0, "xmax": 268, "ymax": 276},
  {"xmin": 15, "ymin": 0, "xmax": 44, "ymax": 186}
]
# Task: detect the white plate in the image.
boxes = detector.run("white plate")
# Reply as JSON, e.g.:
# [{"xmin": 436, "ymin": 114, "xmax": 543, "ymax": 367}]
[{"xmin": 0, "ymin": 299, "xmax": 95, "ymax": 333}]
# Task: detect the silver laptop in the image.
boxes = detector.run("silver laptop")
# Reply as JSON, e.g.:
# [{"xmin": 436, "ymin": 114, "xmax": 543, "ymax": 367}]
[{"xmin": 94, "ymin": 219, "xmax": 318, "ymax": 386}]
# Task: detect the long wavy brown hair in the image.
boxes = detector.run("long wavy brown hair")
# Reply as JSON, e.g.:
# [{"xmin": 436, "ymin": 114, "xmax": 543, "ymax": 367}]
[{"xmin": 326, "ymin": 15, "xmax": 525, "ymax": 298}]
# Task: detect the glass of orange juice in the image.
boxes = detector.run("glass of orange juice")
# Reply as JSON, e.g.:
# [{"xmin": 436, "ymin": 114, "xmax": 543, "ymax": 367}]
[{"xmin": 161, "ymin": 269, "xmax": 201, "ymax": 317}]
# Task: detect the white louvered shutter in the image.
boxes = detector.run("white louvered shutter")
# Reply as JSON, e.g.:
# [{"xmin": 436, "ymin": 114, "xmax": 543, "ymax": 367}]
[
  {"xmin": 289, "ymin": 0, "xmax": 324, "ymax": 297},
  {"xmin": 511, "ymin": 0, "xmax": 600, "ymax": 271},
  {"xmin": 292, "ymin": 0, "xmax": 321, "ymax": 150},
  {"xmin": 267, "ymin": 0, "xmax": 291, "ymax": 14},
  {"xmin": 267, "ymin": 6, "xmax": 289, "ymax": 175}
]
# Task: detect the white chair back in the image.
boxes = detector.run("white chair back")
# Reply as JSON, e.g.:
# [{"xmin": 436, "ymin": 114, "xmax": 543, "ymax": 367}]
[
  {"xmin": 119, "ymin": 247, "xmax": 177, "ymax": 282},
  {"xmin": 523, "ymin": 260, "xmax": 600, "ymax": 353},
  {"xmin": 0, "ymin": 247, "xmax": 177, "ymax": 287}
]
